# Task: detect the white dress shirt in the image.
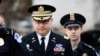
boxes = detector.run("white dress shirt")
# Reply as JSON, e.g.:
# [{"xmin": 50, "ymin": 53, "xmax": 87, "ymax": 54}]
[{"xmin": 37, "ymin": 31, "xmax": 51, "ymax": 51}]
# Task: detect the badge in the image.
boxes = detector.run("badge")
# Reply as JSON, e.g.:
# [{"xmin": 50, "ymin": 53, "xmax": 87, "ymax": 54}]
[
  {"xmin": 26, "ymin": 44, "xmax": 33, "ymax": 51},
  {"xmin": 82, "ymin": 53, "xmax": 88, "ymax": 56},
  {"xmin": 26, "ymin": 44, "xmax": 30, "ymax": 49},
  {"xmin": 14, "ymin": 33, "xmax": 22, "ymax": 43},
  {"xmin": 0, "ymin": 37, "xmax": 4, "ymax": 46}
]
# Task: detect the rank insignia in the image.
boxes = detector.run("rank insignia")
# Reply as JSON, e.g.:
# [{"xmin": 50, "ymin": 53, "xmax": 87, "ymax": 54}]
[{"xmin": 0, "ymin": 37, "xmax": 4, "ymax": 46}]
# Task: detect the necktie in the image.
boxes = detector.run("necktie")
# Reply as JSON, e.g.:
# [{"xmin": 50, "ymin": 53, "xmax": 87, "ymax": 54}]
[{"xmin": 41, "ymin": 37, "xmax": 45, "ymax": 54}]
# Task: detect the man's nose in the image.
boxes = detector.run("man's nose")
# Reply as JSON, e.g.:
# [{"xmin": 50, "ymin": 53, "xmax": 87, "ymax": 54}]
[
  {"xmin": 71, "ymin": 29, "xmax": 76, "ymax": 33},
  {"xmin": 39, "ymin": 23, "xmax": 44, "ymax": 26}
]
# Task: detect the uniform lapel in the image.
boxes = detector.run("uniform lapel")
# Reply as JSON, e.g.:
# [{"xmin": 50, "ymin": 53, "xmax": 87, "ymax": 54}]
[
  {"xmin": 31, "ymin": 32, "xmax": 43, "ymax": 53},
  {"xmin": 45, "ymin": 32, "xmax": 56, "ymax": 55}
]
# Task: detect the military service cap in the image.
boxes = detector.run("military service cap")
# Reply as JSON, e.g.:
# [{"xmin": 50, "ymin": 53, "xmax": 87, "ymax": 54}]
[
  {"xmin": 28, "ymin": 4, "xmax": 56, "ymax": 22},
  {"xmin": 60, "ymin": 13, "xmax": 86, "ymax": 28}
]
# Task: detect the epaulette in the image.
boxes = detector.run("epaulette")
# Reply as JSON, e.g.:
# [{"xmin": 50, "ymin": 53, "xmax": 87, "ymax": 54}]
[
  {"xmin": 83, "ymin": 42, "xmax": 95, "ymax": 51},
  {"xmin": 64, "ymin": 35, "xmax": 69, "ymax": 40}
]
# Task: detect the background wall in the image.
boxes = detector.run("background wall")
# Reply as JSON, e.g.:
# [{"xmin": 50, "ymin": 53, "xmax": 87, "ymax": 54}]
[{"xmin": 33, "ymin": 0, "xmax": 94, "ymax": 31}]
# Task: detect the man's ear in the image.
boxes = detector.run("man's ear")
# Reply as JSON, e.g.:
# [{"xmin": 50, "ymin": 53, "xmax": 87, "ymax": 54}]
[
  {"xmin": 50, "ymin": 18, "xmax": 53, "ymax": 23},
  {"xmin": 80, "ymin": 26, "xmax": 83, "ymax": 31}
]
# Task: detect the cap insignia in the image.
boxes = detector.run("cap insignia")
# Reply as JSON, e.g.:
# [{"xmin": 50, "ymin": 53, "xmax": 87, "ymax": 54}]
[
  {"xmin": 38, "ymin": 6, "xmax": 44, "ymax": 12},
  {"xmin": 70, "ymin": 13, "xmax": 75, "ymax": 20}
]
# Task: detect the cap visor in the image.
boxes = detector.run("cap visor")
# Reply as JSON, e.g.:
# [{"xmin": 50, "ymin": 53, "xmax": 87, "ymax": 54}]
[{"xmin": 65, "ymin": 24, "xmax": 81, "ymax": 28}]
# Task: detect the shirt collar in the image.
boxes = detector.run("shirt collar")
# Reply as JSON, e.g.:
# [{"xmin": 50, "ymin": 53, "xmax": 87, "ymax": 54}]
[{"xmin": 37, "ymin": 31, "xmax": 51, "ymax": 43}]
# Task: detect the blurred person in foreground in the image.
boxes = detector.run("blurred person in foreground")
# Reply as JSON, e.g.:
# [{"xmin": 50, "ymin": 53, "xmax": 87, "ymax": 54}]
[
  {"xmin": 22, "ymin": 4, "xmax": 73, "ymax": 56},
  {"xmin": 0, "ymin": 14, "xmax": 31, "ymax": 56},
  {"xmin": 60, "ymin": 13, "xmax": 97, "ymax": 56}
]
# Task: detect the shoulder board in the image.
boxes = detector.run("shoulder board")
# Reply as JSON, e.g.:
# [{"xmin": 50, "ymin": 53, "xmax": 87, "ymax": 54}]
[{"xmin": 83, "ymin": 42, "xmax": 95, "ymax": 51}]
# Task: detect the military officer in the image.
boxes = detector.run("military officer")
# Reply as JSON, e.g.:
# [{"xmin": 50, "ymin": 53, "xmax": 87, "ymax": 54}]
[
  {"xmin": 22, "ymin": 4, "xmax": 73, "ymax": 56},
  {"xmin": 60, "ymin": 13, "xmax": 97, "ymax": 56}
]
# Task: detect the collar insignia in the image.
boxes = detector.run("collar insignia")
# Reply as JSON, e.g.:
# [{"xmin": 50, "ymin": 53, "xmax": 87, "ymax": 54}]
[
  {"xmin": 64, "ymin": 35, "xmax": 69, "ymax": 40},
  {"xmin": 32, "ymin": 37, "xmax": 36, "ymax": 43},
  {"xmin": 52, "ymin": 37, "xmax": 56, "ymax": 43}
]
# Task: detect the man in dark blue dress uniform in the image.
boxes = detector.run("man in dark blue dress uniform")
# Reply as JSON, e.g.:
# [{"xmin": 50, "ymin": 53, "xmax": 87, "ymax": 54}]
[
  {"xmin": 0, "ymin": 25, "xmax": 31, "ymax": 56},
  {"xmin": 60, "ymin": 13, "xmax": 97, "ymax": 56},
  {"xmin": 0, "ymin": 14, "xmax": 31, "ymax": 56},
  {"xmin": 22, "ymin": 4, "xmax": 73, "ymax": 56}
]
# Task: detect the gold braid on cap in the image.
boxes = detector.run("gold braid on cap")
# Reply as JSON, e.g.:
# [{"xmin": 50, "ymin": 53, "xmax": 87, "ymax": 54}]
[
  {"xmin": 33, "ymin": 16, "xmax": 51, "ymax": 20},
  {"xmin": 38, "ymin": 6, "xmax": 44, "ymax": 12},
  {"xmin": 70, "ymin": 13, "xmax": 75, "ymax": 20}
]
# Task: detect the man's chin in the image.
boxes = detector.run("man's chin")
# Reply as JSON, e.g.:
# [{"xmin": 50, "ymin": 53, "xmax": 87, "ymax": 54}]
[
  {"xmin": 38, "ymin": 32, "xmax": 47, "ymax": 36},
  {"xmin": 71, "ymin": 38, "xmax": 78, "ymax": 41}
]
